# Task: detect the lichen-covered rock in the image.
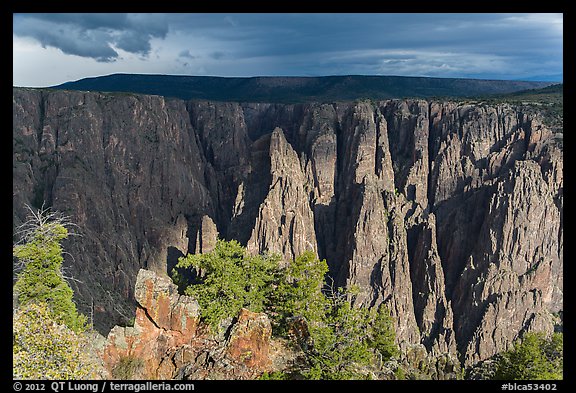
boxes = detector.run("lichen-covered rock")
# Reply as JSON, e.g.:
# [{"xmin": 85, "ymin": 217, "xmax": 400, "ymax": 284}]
[
  {"xmin": 225, "ymin": 308, "xmax": 272, "ymax": 370},
  {"xmin": 101, "ymin": 269, "xmax": 200, "ymax": 379},
  {"xmin": 134, "ymin": 269, "xmax": 200, "ymax": 335},
  {"xmin": 174, "ymin": 309, "xmax": 281, "ymax": 380},
  {"xmin": 101, "ymin": 270, "xmax": 283, "ymax": 380}
]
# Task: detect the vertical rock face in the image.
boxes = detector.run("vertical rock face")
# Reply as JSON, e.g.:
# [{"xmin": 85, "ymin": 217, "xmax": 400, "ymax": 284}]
[
  {"xmin": 409, "ymin": 214, "xmax": 457, "ymax": 357},
  {"xmin": 382, "ymin": 100, "xmax": 430, "ymax": 206},
  {"xmin": 246, "ymin": 128, "xmax": 317, "ymax": 262},
  {"xmin": 13, "ymin": 88, "xmax": 562, "ymax": 369},
  {"xmin": 13, "ymin": 89, "xmax": 214, "ymax": 331},
  {"xmin": 453, "ymin": 161, "xmax": 560, "ymax": 365},
  {"xmin": 425, "ymin": 103, "xmax": 562, "ymax": 366},
  {"xmin": 193, "ymin": 215, "xmax": 219, "ymax": 254}
]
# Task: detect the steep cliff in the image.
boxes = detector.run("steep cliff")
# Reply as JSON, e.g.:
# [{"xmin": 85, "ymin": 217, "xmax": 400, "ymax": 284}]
[{"xmin": 12, "ymin": 87, "xmax": 562, "ymax": 368}]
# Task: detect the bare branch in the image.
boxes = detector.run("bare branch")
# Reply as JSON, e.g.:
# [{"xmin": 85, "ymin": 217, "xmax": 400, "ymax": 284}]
[
  {"xmin": 59, "ymin": 264, "xmax": 84, "ymax": 284},
  {"xmin": 14, "ymin": 203, "xmax": 81, "ymax": 246},
  {"xmin": 13, "ymin": 203, "xmax": 85, "ymax": 286}
]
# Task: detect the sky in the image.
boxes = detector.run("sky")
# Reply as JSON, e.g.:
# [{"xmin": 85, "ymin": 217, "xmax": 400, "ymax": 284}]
[{"xmin": 13, "ymin": 13, "xmax": 563, "ymax": 87}]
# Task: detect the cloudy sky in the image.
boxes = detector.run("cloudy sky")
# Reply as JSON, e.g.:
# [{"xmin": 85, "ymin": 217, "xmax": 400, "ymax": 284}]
[{"xmin": 13, "ymin": 13, "xmax": 563, "ymax": 87}]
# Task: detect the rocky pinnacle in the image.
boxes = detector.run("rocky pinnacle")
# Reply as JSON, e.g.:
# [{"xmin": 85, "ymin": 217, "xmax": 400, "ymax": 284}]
[{"xmin": 13, "ymin": 88, "xmax": 562, "ymax": 367}]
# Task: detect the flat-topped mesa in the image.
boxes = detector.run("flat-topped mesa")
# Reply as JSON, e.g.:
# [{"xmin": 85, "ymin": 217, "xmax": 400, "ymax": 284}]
[
  {"xmin": 51, "ymin": 74, "xmax": 555, "ymax": 103},
  {"xmin": 13, "ymin": 87, "xmax": 562, "ymax": 368}
]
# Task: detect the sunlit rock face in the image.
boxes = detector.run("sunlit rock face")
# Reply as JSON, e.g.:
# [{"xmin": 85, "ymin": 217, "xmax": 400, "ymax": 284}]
[{"xmin": 13, "ymin": 88, "xmax": 562, "ymax": 367}]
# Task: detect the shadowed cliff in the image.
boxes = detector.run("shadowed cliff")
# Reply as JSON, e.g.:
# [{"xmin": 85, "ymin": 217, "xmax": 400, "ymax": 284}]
[{"xmin": 13, "ymin": 87, "xmax": 562, "ymax": 367}]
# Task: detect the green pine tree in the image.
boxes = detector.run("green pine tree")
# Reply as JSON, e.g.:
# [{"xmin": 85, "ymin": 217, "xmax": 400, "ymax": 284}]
[
  {"xmin": 303, "ymin": 285, "xmax": 399, "ymax": 380},
  {"xmin": 272, "ymin": 250, "xmax": 329, "ymax": 333},
  {"xmin": 495, "ymin": 332, "xmax": 563, "ymax": 380},
  {"xmin": 13, "ymin": 205, "xmax": 87, "ymax": 333},
  {"xmin": 173, "ymin": 239, "xmax": 281, "ymax": 329},
  {"xmin": 369, "ymin": 304, "xmax": 400, "ymax": 361},
  {"xmin": 172, "ymin": 240, "xmax": 400, "ymax": 379}
]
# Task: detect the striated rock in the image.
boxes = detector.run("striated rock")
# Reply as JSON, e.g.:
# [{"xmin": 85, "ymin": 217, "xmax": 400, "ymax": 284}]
[
  {"xmin": 381, "ymin": 100, "xmax": 430, "ymax": 206},
  {"xmin": 13, "ymin": 88, "xmax": 562, "ymax": 370},
  {"xmin": 409, "ymin": 213, "xmax": 457, "ymax": 356},
  {"xmin": 13, "ymin": 89, "xmax": 214, "ymax": 332},
  {"xmin": 186, "ymin": 101, "xmax": 252, "ymax": 237},
  {"xmin": 246, "ymin": 127, "xmax": 317, "ymax": 262},
  {"xmin": 193, "ymin": 215, "xmax": 219, "ymax": 254},
  {"xmin": 297, "ymin": 104, "xmax": 339, "ymax": 205},
  {"xmin": 330, "ymin": 102, "xmax": 420, "ymax": 348},
  {"xmin": 453, "ymin": 160, "xmax": 559, "ymax": 365}
]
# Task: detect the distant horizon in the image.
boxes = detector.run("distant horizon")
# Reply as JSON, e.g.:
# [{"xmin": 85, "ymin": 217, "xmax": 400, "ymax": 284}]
[
  {"xmin": 14, "ymin": 72, "xmax": 563, "ymax": 89},
  {"xmin": 13, "ymin": 14, "xmax": 562, "ymax": 87}
]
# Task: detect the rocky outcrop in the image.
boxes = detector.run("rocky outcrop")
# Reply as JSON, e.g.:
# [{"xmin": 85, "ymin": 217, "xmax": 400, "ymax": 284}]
[
  {"xmin": 246, "ymin": 127, "xmax": 317, "ymax": 263},
  {"xmin": 13, "ymin": 88, "xmax": 562, "ymax": 369},
  {"xmin": 409, "ymin": 213, "xmax": 457, "ymax": 357},
  {"xmin": 102, "ymin": 269, "xmax": 201, "ymax": 379},
  {"xmin": 101, "ymin": 269, "xmax": 281, "ymax": 379},
  {"xmin": 225, "ymin": 308, "xmax": 272, "ymax": 370},
  {"xmin": 453, "ymin": 160, "xmax": 560, "ymax": 365},
  {"xmin": 193, "ymin": 215, "xmax": 219, "ymax": 255}
]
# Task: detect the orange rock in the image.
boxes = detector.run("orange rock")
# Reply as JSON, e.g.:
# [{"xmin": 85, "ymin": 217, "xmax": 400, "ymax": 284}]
[
  {"xmin": 101, "ymin": 270, "xmax": 283, "ymax": 380},
  {"xmin": 225, "ymin": 308, "xmax": 272, "ymax": 370},
  {"xmin": 101, "ymin": 269, "xmax": 200, "ymax": 379}
]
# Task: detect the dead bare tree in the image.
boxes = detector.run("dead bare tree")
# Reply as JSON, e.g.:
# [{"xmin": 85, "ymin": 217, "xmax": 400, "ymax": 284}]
[{"xmin": 13, "ymin": 203, "xmax": 82, "ymax": 283}]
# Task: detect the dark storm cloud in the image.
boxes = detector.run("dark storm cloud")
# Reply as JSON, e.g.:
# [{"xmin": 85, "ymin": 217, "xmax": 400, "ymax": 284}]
[
  {"xmin": 13, "ymin": 13, "xmax": 169, "ymax": 62},
  {"xmin": 13, "ymin": 13, "xmax": 562, "ymax": 82},
  {"xmin": 164, "ymin": 13, "xmax": 562, "ymax": 79},
  {"xmin": 170, "ymin": 13, "xmax": 547, "ymax": 55}
]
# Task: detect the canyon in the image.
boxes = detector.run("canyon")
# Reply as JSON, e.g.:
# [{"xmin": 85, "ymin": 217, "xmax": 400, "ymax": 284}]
[{"xmin": 12, "ymin": 86, "xmax": 563, "ymax": 370}]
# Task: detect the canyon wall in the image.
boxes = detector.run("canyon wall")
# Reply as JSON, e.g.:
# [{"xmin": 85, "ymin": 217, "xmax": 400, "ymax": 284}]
[{"xmin": 13, "ymin": 88, "xmax": 562, "ymax": 366}]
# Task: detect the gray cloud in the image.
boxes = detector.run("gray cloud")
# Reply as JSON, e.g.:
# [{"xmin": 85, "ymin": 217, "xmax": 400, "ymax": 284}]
[
  {"xmin": 178, "ymin": 50, "xmax": 198, "ymax": 59},
  {"xmin": 210, "ymin": 51, "xmax": 226, "ymax": 60},
  {"xmin": 114, "ymin": 30, "xmax": 153, "ymax": 55},
  {"xmin": 13, "ymin": 13, "xmax": 169, "ymax": 62},
  {"xmin": 13, "ymin": 13, "xmax": 563, "ymax": 85},
  {"xmin": 163, "ymin": 13, "xmax": 562, "ymax": 80}
]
